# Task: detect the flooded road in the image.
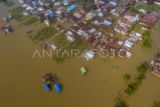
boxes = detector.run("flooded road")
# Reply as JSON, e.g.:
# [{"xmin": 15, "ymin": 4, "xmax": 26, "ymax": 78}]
[{"xmin": 0, "ymin": 3, "xmax": 160, "ymax": 107}]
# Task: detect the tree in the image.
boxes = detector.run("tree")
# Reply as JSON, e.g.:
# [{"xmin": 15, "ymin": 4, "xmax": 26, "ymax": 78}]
[
  {"xmin": 123, "ymin": 74, "xmax": 131, "ymax": 82},
  {"xmin": 137, "ymin": 62, "xmax": 149, "ymax": 74},
  {"xmin": 114, "ymin": 94, "xmax": 128, "ymax": 107}
]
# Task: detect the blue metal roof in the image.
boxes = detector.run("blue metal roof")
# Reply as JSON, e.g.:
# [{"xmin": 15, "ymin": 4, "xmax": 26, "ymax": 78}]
[{"xmin": 67, "ymin": 5, "xmax": 77, "ymax": 12}]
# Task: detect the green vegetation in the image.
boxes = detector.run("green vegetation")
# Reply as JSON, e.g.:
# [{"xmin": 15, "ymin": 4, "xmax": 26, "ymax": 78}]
[
  {"xmin": 0, "ymin": 0, "xmax": 13, "ymax": 6},
  {"xmin": 22, "ymin": 16, "xmax": 39, "ymax": 25},
  {"xmin": 114, "ymin": 95, "xmax": 128, "ymax": 107},
  {"xmin": 131, "ymin": 22, "xmax": 144, "ymax": 33},
  {"xmin": 153, "ymin": 101, "xmax": 160, "ymax": 107},
  {"xmin": 123, "ymin": 74, "xmax": 131, "ymax": 82},
  {"xmin": 124, "ymin": 62, "xmax": 149, "ymax": 96},
  {"xmin": 11, "ymin": 6, "xmax": 24, "ymax": 21},
  {"xmin": 131, "ymin": 23, "xmax": 152, "ymax": 48},
  {"xmin": 53, "ymin": 35, "xmax": 88, "ymax": 52},
  {"xmin": 143, "ymin": 31, "xmax": 152, "ymax": 48},
  {"xmin": 53, "ymin": 35, "xmax": 88, "ymax": 63},
  {"xmin": 130, "ymin": 3, "xmax": 160, "ymax": 13},
  {"xmin": 137, "ymin": 62, "xmax": 149, "ymax": 74},
  {"xmin": 29, "ymin": 26, "xmax": 56, "ymax": 43},
  {"xmin": 76, "ymin": 0, "xmax": 95, "ymax": 7},
  {"xmin": 124, "ymin": 82, "xmax": 139, "ymax": 95}
]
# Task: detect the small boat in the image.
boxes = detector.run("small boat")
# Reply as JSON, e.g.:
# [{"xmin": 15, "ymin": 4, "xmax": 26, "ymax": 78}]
[
  {"xmin": 54, "ymin": 83, "xmax": 62, "ymax": 93},
  {"xmin": 80, "ymin": 66, "xmax": 87, "ymax": 74}
]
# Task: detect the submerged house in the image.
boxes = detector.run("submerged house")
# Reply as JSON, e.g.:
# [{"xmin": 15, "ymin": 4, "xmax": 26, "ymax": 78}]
[
  {"xmin": 129, "ymin": 31, "xmax": 142, "ymax": 43},
  {"xmin": 151, "ymin": 53, "xmax": 160, "ymax": 77},
  {"xmin": 114, "ymin": 24, "xmax": 129, "ymax": 35},
  {"xmin": 66, "ymin": 31, "xmax": 75, "ymax": 42},
  {"xmin": 114, "ymin": 12, "xmax": 140, "ymax": 35},
  {"xmin": 103, "ymin": 19, "xmax": 112, "ymax": 27},
  {"xmin": 144, "ymin": 0, "xmax": 160, "ymax": 5},
  {"xmin": 140, "ymin": 12, "xmax": 159, "ymax": 28},
  {"xmin": 67, "ymin": 4, "xmax": 77, "ymax": 12},
  {"xmin": 110, "ymin": 6, "xmax": 125, "ymax": 16},
  {"xmin": 45, "ymin": 11, "xmax": 57, "ymax": 18},
  {"xmin": 123, "ymin": 13, "xmax": 140, "ymax": 23},
  {"xmin": 118, "ymin": 49, "xmax": 132, "ymax": 58},
  {"xmin": 84, "ymin": 50, "xmax": 96, "ymax": 61}
]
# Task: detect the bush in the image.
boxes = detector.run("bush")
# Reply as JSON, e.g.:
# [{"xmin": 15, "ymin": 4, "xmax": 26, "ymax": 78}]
[
  {"xmin": 124, "ymin": 82, "xmax": 139, "ymax": 95},
  {"xmin": 137, "ymin": 62, "xmax": 149, "ymax": 74},
  {"xmin": 123, "ymin": 74, "xmax": 131, "ymax": 82},
  {"xmin": 136, "ymin": 73, "xmax": 145, "ymax": 81},
  {"xmin": 114, "ymin": 95, "xmax": 128, "ymax": 107}
]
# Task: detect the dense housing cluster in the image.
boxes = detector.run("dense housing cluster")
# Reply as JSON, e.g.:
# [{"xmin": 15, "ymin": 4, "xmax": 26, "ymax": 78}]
[{"xmin": 17, "ymin": 0, "xmax": 159, "ymax": 60}]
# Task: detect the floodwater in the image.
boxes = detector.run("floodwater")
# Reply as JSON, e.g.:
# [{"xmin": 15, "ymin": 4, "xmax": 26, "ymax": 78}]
[{"xmin": 0, "ymin": 4, "xmax": 160, "ymax": 107}]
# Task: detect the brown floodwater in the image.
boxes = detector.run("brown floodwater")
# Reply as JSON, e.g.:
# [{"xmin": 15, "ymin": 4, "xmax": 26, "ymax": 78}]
[{"xmin": 0, "ymin": 3, "xmax": 160, "ymax": 107}]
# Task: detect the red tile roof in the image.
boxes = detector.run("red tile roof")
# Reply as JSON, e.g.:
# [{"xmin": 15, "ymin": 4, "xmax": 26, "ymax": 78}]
[{"xmin": 140, "ymin": 13, "xmax": 159, "ymax": 27}]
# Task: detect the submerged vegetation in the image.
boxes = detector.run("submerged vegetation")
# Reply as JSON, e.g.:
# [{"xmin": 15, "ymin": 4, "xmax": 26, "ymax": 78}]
[
  {"xmin": 114, "ymin": 94, "xmax": 128, "ymax": 107},
  {"xmin": 29, "ymin": 26, "xmax": 56, "ymax": 43},
  {"xmin": 22, "ymin": 16, "xmax": 39, "ymax": 26},
  {"xmin": 130, "ymin": 3, "xmax": 160, "ymax": 13},
  {"xmin": 11, "ymin": 6, "xmax": 24, "ymax": 21},
  {"xmin": 53, "ymin": 35, "xmax": 88, "ymax": 63},
  {"xmin": 76, "ymin": 0, "xmax": 94, "ymax": 7},
  {"xmin": 124, "ymin": 62, "xmax": 149, "ymax": 96},
  {"xmin": 123, "ymin": 74, "xmax": 131, "ymax": 82},
  {"xmin": 143, "ymin": 31, "xmax": 152, "ymax": 48},
  {"xmin": 0, "ymin": 0, "xmax": 13, "ymax": 6},
  {"xmin": 153, "ymin": 101, "xmax": 160, "ymax": 107}
]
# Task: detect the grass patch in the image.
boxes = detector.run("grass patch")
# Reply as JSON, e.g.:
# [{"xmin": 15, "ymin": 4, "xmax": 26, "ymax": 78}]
[
  {"xmin": 53, "ymin": 35, "xmax": 88, "ymax": 63},
  {"xmin": 22, "ymin": 16, "xmax": 39, "ymax": 25},
  {"xmin": 143, "ymin": 31, "xmax": 152, "ymax": 48},
  {"xmin": 11, "ymin": 6, "xmax": 24, "ymax": 21},
  {"xmin": 53, "ymin": 35, "xmax": 69, "ymax": 48},
  {"xmin": 130, "ymin": 3, "xmax": 160, "ymax": 13},
  {"xmin": 76, "ymin": 0, "xmax": 95, "ymax": 7},
  {"xmin": 0, "ymin": 0, "xmax": 14, "ymax": 6},
  {"xmin": 53, "ymin": 35, "xmax": 88, "ymax": 51},
  {"xmin": 29, "ymin": 26, "xmax": 56, "ymax": 43}
]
